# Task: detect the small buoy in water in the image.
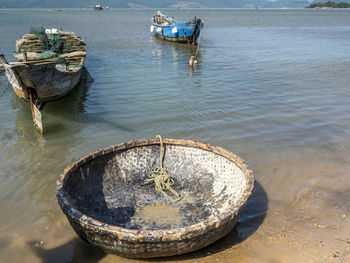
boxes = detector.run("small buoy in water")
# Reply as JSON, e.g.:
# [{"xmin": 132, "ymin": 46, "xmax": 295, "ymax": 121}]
[{"xmin": 189, "ymin": 56, "xmax": 198, "ymax": 67}]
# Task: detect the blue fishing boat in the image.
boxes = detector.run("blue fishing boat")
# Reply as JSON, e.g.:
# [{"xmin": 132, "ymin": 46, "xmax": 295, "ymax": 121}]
[{"xmin": 150, "ymin": 11, "xmax": 203, "ymax": 45}]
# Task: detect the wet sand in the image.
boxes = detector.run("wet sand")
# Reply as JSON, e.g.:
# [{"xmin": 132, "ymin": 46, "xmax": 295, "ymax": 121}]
[{"xmin": 1, "ymin": 147, "xmax": 349, "ymax": 263}]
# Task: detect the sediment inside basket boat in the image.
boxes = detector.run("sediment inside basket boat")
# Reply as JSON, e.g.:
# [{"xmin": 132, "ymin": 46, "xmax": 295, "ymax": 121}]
[{"xmin": 63, "ymin": 144, "xmax": 247, "ymax": 230}]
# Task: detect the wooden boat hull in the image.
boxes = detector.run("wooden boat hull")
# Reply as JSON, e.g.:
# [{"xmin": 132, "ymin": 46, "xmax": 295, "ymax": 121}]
[
  {"xmin": 2, "ymin": 61, "xmax": 83, "ymax": 104},
  {"xmin": 153, "ymin": 33, "xmax": 194, "ymax": 43}
]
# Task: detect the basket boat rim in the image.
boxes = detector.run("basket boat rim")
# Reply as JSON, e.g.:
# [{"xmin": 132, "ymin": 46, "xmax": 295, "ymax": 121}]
[{"xmin": 56, "ymin": 138, "xmax": 254, "ymax": 243}]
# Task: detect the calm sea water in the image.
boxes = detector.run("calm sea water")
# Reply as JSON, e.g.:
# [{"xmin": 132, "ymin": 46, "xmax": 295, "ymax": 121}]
[{"xmin": 0, "ymin": 8, "xmax": 350, "ymax": 263}]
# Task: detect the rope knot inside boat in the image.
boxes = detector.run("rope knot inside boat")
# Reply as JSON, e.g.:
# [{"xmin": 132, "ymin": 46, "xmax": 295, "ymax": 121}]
[{"xmin": 144, "ymin": 135, "xmax": 180, "ymax": 202}]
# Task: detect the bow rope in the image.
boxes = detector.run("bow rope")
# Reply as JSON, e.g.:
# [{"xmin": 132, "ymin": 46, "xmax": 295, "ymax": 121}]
[{"xmin": 144, "ymin": 135, "xmax": 180, "ymax": 202}]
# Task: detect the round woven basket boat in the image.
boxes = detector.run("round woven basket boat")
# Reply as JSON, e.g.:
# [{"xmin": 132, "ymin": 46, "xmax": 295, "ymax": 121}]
[{"xmin": 56, "ymin": 138, "xmax": 254, "ymax": 258}]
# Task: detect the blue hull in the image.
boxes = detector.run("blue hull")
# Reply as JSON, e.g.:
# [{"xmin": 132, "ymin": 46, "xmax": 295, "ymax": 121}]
[{"xmin": 151, "ymin": 16, "xmax": 203, "ymax": 45}]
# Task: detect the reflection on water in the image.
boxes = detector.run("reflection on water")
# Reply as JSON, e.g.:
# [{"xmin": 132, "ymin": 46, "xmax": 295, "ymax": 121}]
[
  {"xmin": 0, "ymin": 8, "xmax": 350, "ymax": 263},
  {"xmin": 0, "ymin": 81, "xmax": 90, "ymax": 232},
  {"xmin": 151, "ymin": 35, "xmax": 203, "ymax": 78},
  {"xmin": 15, "ymin": 81, "xmax": 89, "ymax": 132}
]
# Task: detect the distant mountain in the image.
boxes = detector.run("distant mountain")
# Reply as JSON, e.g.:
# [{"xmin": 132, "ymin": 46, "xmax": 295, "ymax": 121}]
[
  {"xmin": 169, "ymin": 1, "xmax": 207, "ymax": 8},
  {"xmin": 127, "ymin": 3, "xmax": 148, "ymax": 8},
  {"xmin": 0, "ymin": 0, "xmax": 334, "ymax": 9}
]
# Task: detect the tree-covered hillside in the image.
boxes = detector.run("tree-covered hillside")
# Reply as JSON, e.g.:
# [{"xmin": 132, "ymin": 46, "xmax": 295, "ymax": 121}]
[{"xmin": 308, "ymin": 1, "xmax": 350, "ymax": 7}]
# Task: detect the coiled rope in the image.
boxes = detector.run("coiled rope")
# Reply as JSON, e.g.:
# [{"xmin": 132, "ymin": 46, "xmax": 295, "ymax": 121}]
[{"xmin": 144, "ymin": 135, "xmax": 180, "ymax": 202}]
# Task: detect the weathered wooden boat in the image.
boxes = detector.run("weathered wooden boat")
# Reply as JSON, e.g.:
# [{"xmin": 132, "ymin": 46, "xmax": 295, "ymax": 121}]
[
  {"xmin": 150, "ymin": 11, "xmax": 203, "ymax": 45},
  {"xmin": 56, "ymin": 137, "xmax": 254, "ymax": 258},
  {"xmin": 0, "ymin": 28, "xmax": 87, "ymax": 133}
]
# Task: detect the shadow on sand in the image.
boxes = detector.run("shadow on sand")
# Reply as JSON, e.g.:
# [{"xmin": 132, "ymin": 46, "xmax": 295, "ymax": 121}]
[{"xmin": 27, "ymin": 238, "xmax": 106, "ymax": 263}]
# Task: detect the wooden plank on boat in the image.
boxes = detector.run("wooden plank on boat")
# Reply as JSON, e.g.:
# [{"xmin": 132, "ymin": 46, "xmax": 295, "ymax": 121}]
[
  {"xmin": 9, "ymin": 59, "xmax": 59, "ymax": 66},
  {"xmin": 29, "ymin": 94, "xmax": 43, "ymax": 134},
  {"xmin": 1, "ymin": 58, "xmax": 59, "ymax": 68},
  {"xmin": 32, "ymin": 103, "xmax": 43, "ymax": 134}
]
